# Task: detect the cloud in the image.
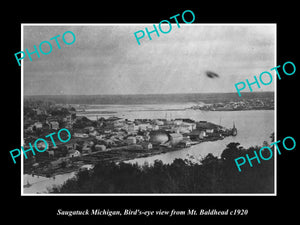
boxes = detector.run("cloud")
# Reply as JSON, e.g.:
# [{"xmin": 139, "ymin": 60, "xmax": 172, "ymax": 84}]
[{"xmin": 24, "ymin": 24, "xmax": 276, "ymax": 95}]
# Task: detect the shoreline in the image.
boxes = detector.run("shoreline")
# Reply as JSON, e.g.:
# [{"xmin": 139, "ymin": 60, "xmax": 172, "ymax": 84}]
[
  {"xmin": 25, "ymin": 136, "xmax": 226, "ymax": 178},
  {"xmin": 77, "ymin": 108, "xmax": 275, "ymax": 120}
]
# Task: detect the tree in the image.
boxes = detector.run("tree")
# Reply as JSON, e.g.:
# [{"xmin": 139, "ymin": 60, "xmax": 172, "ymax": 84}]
[
  {"xmin": 201, "ymin": 153, "xmax": 218, "ymax": 165},
  {"xmin": 221, "ymin": 142, "xmax": 243, "ymax": 161},
  {"xmin": 51, "ymin": 137, "xmax": 275, "ymax": 194}
]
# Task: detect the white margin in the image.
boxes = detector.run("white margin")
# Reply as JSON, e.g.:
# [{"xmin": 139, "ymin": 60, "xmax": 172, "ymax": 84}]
[
  {"xmin": 274, "ymin": 24, "xmax": 277, "ymax": 196},
  {"xmin": 21, "ymin": 24, "xmax": 24, "ymax": 194},
  {"xmin": 21, "ymin": 23, "xmax": 277, "ymax": 196}
]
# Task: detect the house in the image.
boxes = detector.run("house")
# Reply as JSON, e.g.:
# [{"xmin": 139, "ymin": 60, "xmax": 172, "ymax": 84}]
[
  {"xmin": 142, "ymin": 142, "xmax": 153, "ymax": 150},
  {"xmin": 95, "ymin": 135, "xmax": 104, "ymax": 140},
  {"xmin": 89, "ymin": 130, "xmax": 99, "ymax": 137},
  {"xmin": 113, "ymin": 119, "xmax": 126, "ymax": 127},
  {"xmin": 129, "ymin": 124, "xmax": 139, "ymax": 132},
  {"xmin": 182, "ymin": 118, "xmax": 196, "ymax": 123},
  {"xmin": 95, "ymin": 144, "xmax": 106, "ymax": 151},
  {"xmin": 82, "ymin": 146, "xmax": 92, "ymax": 154},
  {"xmin": 113, "ymin": 132, "xmax": 125, "ymax": 140},
  {"xmin": 173, "ymin": 120, "xmax": 183, "ymax": 126},
  {"xmin": 79, "ymin": 164, "xmax": 94, "ymax": 171},
  {"xmin": 138, "ymin": 123, "xmax": 151, "ymax": 131},
  {"xmin": 153, "ymin": 119, "xmax": 164, "ymax": 126},
  {"xmin": 135, "ymin": 135, "xmax": 144, "ymax": 142},
  {"xmin": 26, "ymin": 125, "xmax": 34, "ymax": 132},
  {"xmin": 151, "ymin": 124, "xmax": 159, "ymax": 130},
  {"xmin": 171, "ymin": 125, "xmax": 192, "ymax": 134},
  {"xmin": 104, "ymin": 130, "xmax": 112, "ymax": 134},
  {"xmin": 47, "ymin": 149, "xmax": 55, "ymax": 157},
  {"xmin": 35, "ymin": 140, "xmax": 48, "ymax": 150},
  {"xmin": 67, "ymin": 150, "xmax": 81, "ymax": 158},
  {"xmin": 199, "ymin": 130, "xmax": 206, "ymax": 139},
  {"xmin": 206, "ymin": 129, "xmax": 214, "ymax": 134},
  {"xmin": 126, "ymin": 136, "xmax": 137, "ymax": 145},
  {"xmin": 49, "ymin": 157, "xmax": 71, "ymax": 169},
  {"xmin": 103, "ymin": 139, "xmax": 114, "ymax": 147},
  {"xmin": 33, "ymin": 122, "xmax": 43, "ymax": 129},
  {"xmin": 34, "ymin": 108, "xmax": 47, "ymax": 115},
  {"xmin": 189, "ymin": 130, "xmax": 206, "ymax": 140},
  {"xmin": 49, "ymin": 121, "xmax": 59, "ymax": 130},
  {"xmin": 65, "ymin": 143, "xmax": 79, "ymax": 151},
  {"xmin": 182, "ymin": 122, "xmax": 196, "ymax": 130},
  {"xmin": 178, "ymin": 140, "xmax": 191, "ymax": 148},
  {"xmin": 82, "ymin": 141, "xmax": 94, "ymax": 154},
  {"xmin": 84, "ymin": 126, "xmax": 95, "ymax": 132},
  {"xmin": 74, "ymin": 133, "xmax": 89, "ymax": 138}
]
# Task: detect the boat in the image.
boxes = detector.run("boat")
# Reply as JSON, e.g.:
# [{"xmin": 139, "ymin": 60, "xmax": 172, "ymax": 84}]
[{"xmin": 231, "ymin": 121, "xmax": 237, "ymax": 136}]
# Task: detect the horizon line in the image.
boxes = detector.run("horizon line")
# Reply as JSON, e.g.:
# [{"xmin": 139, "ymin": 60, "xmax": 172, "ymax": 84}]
[{"xmin": 24, "ymin": 91, "xmax": 274, "ymax": 97}]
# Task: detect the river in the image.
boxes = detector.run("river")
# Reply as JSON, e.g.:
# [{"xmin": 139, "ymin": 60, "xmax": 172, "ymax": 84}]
[
  {"xmin": 123, "ymin": 109, "xmax": 274, "ymax": 165},
  {"xmin": 23, "ymin": 104, "xmax": 274, "ymax": 194}
]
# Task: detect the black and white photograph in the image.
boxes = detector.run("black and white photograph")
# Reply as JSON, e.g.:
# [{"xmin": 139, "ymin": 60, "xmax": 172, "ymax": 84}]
[
  {"xmin": 22, "ymin": 24, "xmax": 276, "ymax": 195},
  {"xmin": 4, "ymin": 5, "xmax": 298, "ymax": 224}
]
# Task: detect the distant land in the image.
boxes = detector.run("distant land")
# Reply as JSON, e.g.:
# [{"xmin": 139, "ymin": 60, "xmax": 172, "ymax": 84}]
[{"xmin": 24, "ymin": 92, "xmax": 274, "ymax": 105}]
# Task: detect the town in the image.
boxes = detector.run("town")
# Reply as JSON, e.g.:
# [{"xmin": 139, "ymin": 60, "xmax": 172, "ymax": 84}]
[
  {"xmin": 189, "ymin": 97, "xmax": 274, "ymax": 111},
  {"xmin": 23, "ymin": 100, "xmax": 237, "ymax": 178}
]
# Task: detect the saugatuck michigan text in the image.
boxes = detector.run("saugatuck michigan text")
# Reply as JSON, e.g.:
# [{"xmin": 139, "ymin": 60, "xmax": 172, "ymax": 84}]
[{"xmin": 57, "ymin": 209, "xmax": 122, "ymax": 216}]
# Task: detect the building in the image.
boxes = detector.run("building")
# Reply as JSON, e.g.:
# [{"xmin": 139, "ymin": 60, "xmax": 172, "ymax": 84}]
[
  {"xmin": 149, "ymin": 130, "xmax": 169, "ymax": 146},
  {"xmin": 95, "ymin": 135, "xmax": 104, "ymax": 140},
  {"xmin": 151, "ymin": 124, "xmax": 159, "ymax": 130},
  {"xmin": 153, "ymin": 119, "xmax": 164, "ymax": 126},
  {"xmin": 138, "ymin": 123, "xmax": 151, "ymax": 131},
  {"xmin": 199, "ymin": 130, "xmax": 206, "ymax": 139},
  {"xmin": 169, "ymin": 133, "xmax": 183, "ymax": 146},
  {"xmin": 49, "ymin": 121, "xmax": 59, "ymax": 130},
  {"xmin": 126, "ymin": 136, "xmax": 137, "ymax": 145},
  {"xmin": 65, "ymin": 143, "xmax": 79, "ymax": 151},
  {"xmin": 189, "ymin": 130, "xmax": 207, "ymax": 140},
  {"xmin": 49, "ymin": 157, "xmax": 71, "ymax": 169},
  {"xmin": 34, "ymin": 108, "xmax": 45, "ymax": 115},
  {"xmin": 35, "ymin": 140, "xmax": 47, "ymax": 150},
  {"xmin": 25, "ymin": 125, "xmax": 34, "ymax": 132},
  {"xmin": 82, "ymin": 141, "xmax": 94, "ymax": 154},
  {"xmin": 103, "ymin": 139, "xmax": 114, "ymax": 147},
  {"xmin": 182, "ymin": 122, "xmax": 196, "ymax": 130},
  {"xmin": 67, "ymin": 150, "xmax": 81, "ymax": 158},
  {"xmin": 74, "ymin": 133, "xmax": 89, "ymax": 138},
  {"xmin": 89, "ymin": 130, "xmax": 99, "ymax": 137},
  {"xmin": 206, "ymin": 129, "xmax": 214, "ymax": 134},
  {"xmin": 33, "ymin": 122, "xmax": 43, "ymax": 129},
  {"xmin": 182, "ymin": 118, "xmax": 196, "ymax": 123},
  {"xmin": 178, "ymin": 140, "xmax": 191, "ymax": 148},
  {"xmin": 127, "ymin": 124, "xmax": 139, "ymax": 133},
  {"xmin": 135, "ymin": 135, "xmax": 144, "ymax": 142},
  {"xmin": 95, "ymin": 144, "xmax": 106, "ymax": 151},
  {"xmin": 171, "ymin": 123, "xmax": 194, "ymax": 134},
  {"xmin": 142, "ymin": 142, "xmax": 153, "ymax": 150},
  {"xmin": 173, "ymin": 120, "xmax": 183, "ymax": 126},
  {"xmin": 47, "ymin": 149, "xmax": 55, "ymax": 157},
  {"xmin": 84, "ymin": 126, "xmax": 95, "ymax": 132}
]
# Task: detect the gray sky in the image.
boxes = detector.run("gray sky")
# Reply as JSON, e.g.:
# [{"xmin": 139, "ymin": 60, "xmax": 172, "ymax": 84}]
[{"xmin": 23, "ymin": 24, "xmax": 275, "ymax": 95}]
